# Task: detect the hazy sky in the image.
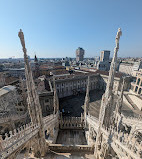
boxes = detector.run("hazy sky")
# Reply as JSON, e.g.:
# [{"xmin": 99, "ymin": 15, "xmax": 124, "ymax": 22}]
[{"xmin": 0, "ymin": 0, "xmax": 142, "ymax": 58}]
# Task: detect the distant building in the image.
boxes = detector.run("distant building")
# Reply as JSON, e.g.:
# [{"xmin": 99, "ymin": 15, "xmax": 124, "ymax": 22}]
[
  {"xmin": 132, "ymin": 61, "xmax": 142, "ymax": 71},
  {"xmin": 8, "ymin": 68, "xmax": 25, "ymax": 78},
  {"xmin": 53, "ymin": 69, "xmax": 121, "ymax": 98},
  {"xmin": 119, "ymin": 60, "xmax": 142, "ymax": 76},
  {"xmin": 62, "ymin": 61, "xmax": 70, "ymax": 67},
  {"xmin": 131, "ymin": 71, "xmax": 142, "ymax": 95},
  {"xmin": 0, "ymin": 85, "xmax": 18, "ymax": 114},
  {"xmin": 0, "ymin": 73, "xmax": 5, "ymax": 88},
  {"xmin": 100, "ymin": 50, "xmax": 110, "ymax": 62},
  {"xmin": 97, "ymin": 50, "xmax": 110, "ymax": 71},
  {"xmin": 76, "ymin": 47, "xmax": 85, "ymax": 62},
  {"xmin": 119, "ymin": 63, "xmax": 133, "ymax": 75}
]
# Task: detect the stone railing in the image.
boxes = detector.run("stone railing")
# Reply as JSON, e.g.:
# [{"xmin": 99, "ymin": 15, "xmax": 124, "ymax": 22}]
[
  {"xmin": 110, "ymin": 128, "xmax": 142, "ymax": 159},
  {"xmin": 60, "ymin": 116, "xmax": 84, "ymax": 129},
  {"xmin": 0, "ymin": 123, "xmax": 39, "ymax": 159},
  {"xmin": 122, "ymin": 113, "xmax": 142, "ymax": 121},
  {"xmin": 87, "ymin": 114, "xmax": 98, "ymax": 123},
  {"xmin": 86, "ymin": 114, "xmax": 99, "ymax": 131},
  {"xmin": 99, "ymin": 126, "xmax": 141, "ymax": 159},
  {"xmin": 86, "ymin": 114, "xmax": 142, "ymax": 159},
  {"xmin": 0, "ymin": 113, "xmax": 59, "ymax": 159},
  {"xmin": 49, "ymin": 143, "xmax": 93, "ymax": 152},
  {"xmin": 118, "ymin": 113, "xmax": 142, "ymax": 130},
  {"xmin": 43, "ymin": 114, "xmax": 55, "ymax": 124},
  {"xmin": 122, "ymin": 115, "xmax": 142, "ymax": 127},
  {"xmin": 0, "ymin": 112, "xmax": 28, "ymax": 124},
  {"xmin": 43, "ymin": 113, "xmax": 59, "ymax": 131}
]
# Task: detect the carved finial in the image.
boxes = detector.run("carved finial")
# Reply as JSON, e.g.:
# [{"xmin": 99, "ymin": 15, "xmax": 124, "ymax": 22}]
[
  {"xmin": 117, "ymin": 28, "xmax": 122, "ymax": 38},
  {"xmin": 18, "ymin": 29, "xmax": 26, "ymax": 52},
  {"xmin": 13, "ymin": 129, "xmax": 17, "ymax": 135},
  {"xmin": 5, "ymin": 133, "xmax": 8, "ymax": 139},
  {"xmin": 115, "ymin": 28, "xmax": 122, "ymax": 51},
  {"xmin": 9, "ymin": 131, "xmax": 13, "ymax": 137},
  {"xmin": 35, "ymin": 54, "xmax": 38, "ymax": 62}
]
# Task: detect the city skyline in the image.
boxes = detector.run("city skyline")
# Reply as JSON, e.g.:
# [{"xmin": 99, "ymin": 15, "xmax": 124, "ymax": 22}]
[
  {"xmin": 0, "ymin": 0, "xmax": 142, "ymax": 58},
  {"xmin": 0, "ymin": 7, "xmax": 142, "ymax": 158}
]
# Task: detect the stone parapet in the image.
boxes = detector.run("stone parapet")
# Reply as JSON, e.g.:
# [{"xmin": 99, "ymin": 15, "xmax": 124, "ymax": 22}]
[
  {"xmin": 86, "ymin": 114, "xmax": 142, "ymax": 159},
  {"xmin": 60, "ymin": 116, "xmax": 84, "ymax": 129},
  {"xmin": 0, "ymin": 123, "xmax": 39, "ymax": 159},
  {"xmin": 0, "ymin": 113, "xmax": 58, "ymax": 159}
]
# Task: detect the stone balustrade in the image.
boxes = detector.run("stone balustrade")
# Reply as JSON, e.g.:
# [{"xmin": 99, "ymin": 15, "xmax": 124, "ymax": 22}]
[
  {"xmin": 87, "ymin": 113, "xmax": 142, "ymax": 132},
  {"xmin": 121, "ymin": 114, "xmax": 142, "ymax": 130},
  {"xmin": 0, "ymin": 113, "xmax": 58, "ymax": 159},
  {"xmin": 86, "ymin": 114, "xmax": 99, "ymax": 131},
  {"xmin": 49, "ymin": 144, "xmax": 93, "ymax": 152},
  {"xmin": 43, "ymin": 113, "xmax": 59, "ymax": 131},
  {"xmin": 0, "ymin": 123, "xmax": 39, "ymax": 159},
  {"xmin": 0, "ymin": 112, "xmax": 141, "ymax": 159},
  {"xmin": 122, "ymin": 111, "xmax": 142, "ymax": 119},
  {"xmin": 110, "ymin": 128, "xmax": 142, "ymax": 159},
  {"xmin": 0, "ymin": 123, "xmax": 38, "ymax": 150},
  {"xmin": 43, "ymin": 114, "xmax": 55, "ymax": 124},
  {"xmin": 86, "ymin": 114, "xmax": 142, "ymax": 159},
  {"xmin": 123, "ymin": 115, "xmax": 142, "ymax": 122},
  {"xmin": 100, "ymin": 126, "xmax": 141, "ymax": 159},
  {"xmin": 60, "ymin": 116, "xmax": 83, "ymax": 129},
  {"xmin": 87, "ymin": 114, "xmax": 98, "ymax": 123}
]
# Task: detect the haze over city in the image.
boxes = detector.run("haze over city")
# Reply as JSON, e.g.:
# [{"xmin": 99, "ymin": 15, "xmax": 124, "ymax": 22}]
[{"xmin": 0, "ymin": 0, "xmax": 142, "ymax": 58}]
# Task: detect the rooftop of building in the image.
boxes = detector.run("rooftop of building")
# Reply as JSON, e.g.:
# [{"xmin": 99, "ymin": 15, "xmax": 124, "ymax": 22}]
[
  {"xmin": 79, "ymin": 67, "xmax": 123, "ymax": 78},
  {"xmin": 101, "ymin": 50, "xmax": 110, "ymax": 52},
  {"xmin": 8, "ymin": 68, "xmax": 25, "ymax": 71},
  {"xmin": 77, "ymin": 47, "xmax": 84, "ymax": 50},
  {"xmin": 51, "ymin": 68, "xmax": 122, "ymax": 81},
  {"xmin": 0, "ymin": 85, "xmax": 16, "ymax": 96},
  {"xmin": 40, "ymin": 65, "xmax": 65, "ymax": 70},
  {"xmin": 95, "ymin": 70, "xmax": 123, "ymax": 78},
  {"xmin": 5, "ymin": 76, "xmax": 19, "ymax": 85},
  {"xmin": 35, "ymin": 76, "xmax": 52, "ymax": 93}
]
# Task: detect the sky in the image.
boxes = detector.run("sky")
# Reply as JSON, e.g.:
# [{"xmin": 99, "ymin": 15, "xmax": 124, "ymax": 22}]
[{"xmin": 0, "ymin": 0, "xmax": 142, "ymax": 58}]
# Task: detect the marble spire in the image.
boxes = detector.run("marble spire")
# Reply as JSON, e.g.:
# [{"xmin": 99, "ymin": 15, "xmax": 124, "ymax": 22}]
[
  {"xmin": 94, "ymin": 28, "xmax": 122, "ymax": 158},
  {"xmin": 84, "ymin": 75, "xmax": 90, "ymax": 126},
  {"xmin": 18, "ymin": 29, "xmax": 46, "ymax": 157},
  {"xmin": 115, "ymin": 77, "xmax": 125, "ymax": 115},
  {"xmin": 105, "ymin": 28, "xmax": 122, "ymax": 99},
  {"xmin": 53, "ymin": 76, "xmax": 59, "ymax": 114}
]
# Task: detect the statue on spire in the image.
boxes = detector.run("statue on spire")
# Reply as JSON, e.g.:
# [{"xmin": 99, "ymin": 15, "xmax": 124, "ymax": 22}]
[{"xmin": 18, "ymin": 29, "xmax": 27, "ymax": 54}]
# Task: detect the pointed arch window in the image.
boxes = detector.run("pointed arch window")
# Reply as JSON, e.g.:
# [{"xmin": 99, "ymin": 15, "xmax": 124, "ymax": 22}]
[{"xmin": 137, "ymin": 78, "xmax": 140, "ymax": 85}]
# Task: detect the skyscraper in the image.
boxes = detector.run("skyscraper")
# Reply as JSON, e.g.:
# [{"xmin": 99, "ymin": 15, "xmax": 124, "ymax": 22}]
[
  {"xmin": 97, "ymin": 50, "xmax": 110, "ymax": 71},
  {"xmin": 76, "ymin": 47, "xmax": 85, "ymax": 62},
  {"xmin": 100, "ymin": 50, "xmax": 110, "ymax": 62}
]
